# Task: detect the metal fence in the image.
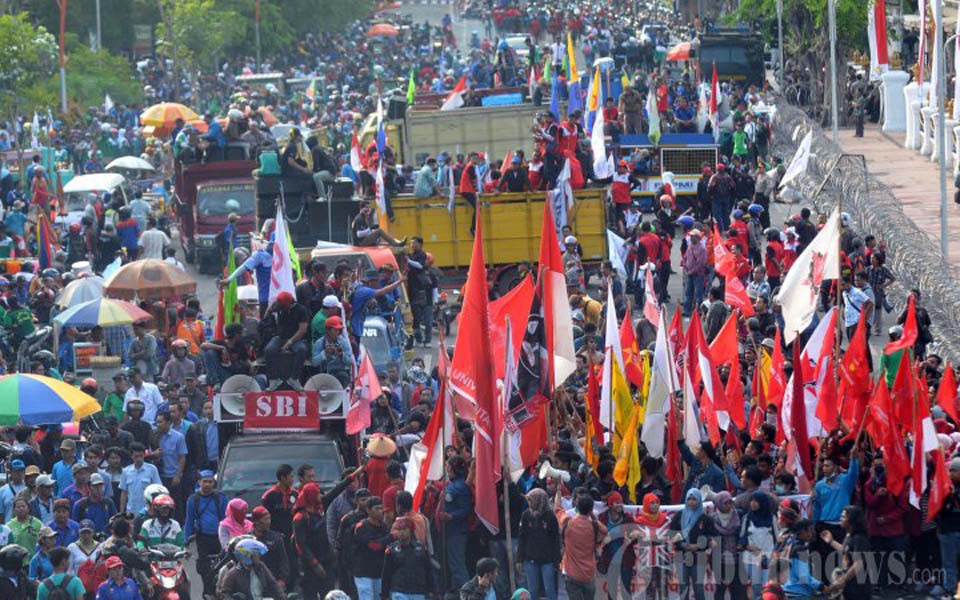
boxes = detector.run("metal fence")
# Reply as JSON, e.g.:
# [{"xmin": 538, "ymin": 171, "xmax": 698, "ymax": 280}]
[{"xmin": 771, "ymin": 104, "xmax": 960, "ymax": 362}]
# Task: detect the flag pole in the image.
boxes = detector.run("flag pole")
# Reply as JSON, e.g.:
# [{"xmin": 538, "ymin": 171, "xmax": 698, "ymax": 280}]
[{"xmin": 501, "ymin": 317, "xmax": 517, "ymax": 595}]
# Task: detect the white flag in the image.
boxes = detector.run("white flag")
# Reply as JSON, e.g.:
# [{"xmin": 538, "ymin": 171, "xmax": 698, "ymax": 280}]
[
  {"xmin": 104, "ymin": 94, "xmax": 114, "ymax": 113},
  {"xmin": 777, "ymin": 208, "xmax": 841, "ymax": 344},
  {"xmin": 30, "ymin": 112, "xmax": 39, "ymax": 149},
  {"xmin": 682, "ymin": 366, "xmax": 702, "ymax": 448},
  {"xmin": 641, "ymin": 309, "xmax": 677, "ymax": 458},
  {"xmin": 778, "ymin": 130, "xmax": 813, "ymax": 190},
  {"xmin": 447, "ymin": 164, "xmax": 456, "ymax": 213},
  {"xmin": 606, "ymin": 229, "xmax": 628, "ymax": 280},
  {"xmin": 268, "ymin": 203, "xmax": 297, "ymax": 303},
  {"xmin": 591, "ymin": 88, "xmax": 611, "ymax": 179},
  {"xmin": 599, "ymin": 282, "xmax": 625, "ymax": 440},
  {"xmin": 646, "ymin": 90, "xmax": 660, "ymax": 142}
]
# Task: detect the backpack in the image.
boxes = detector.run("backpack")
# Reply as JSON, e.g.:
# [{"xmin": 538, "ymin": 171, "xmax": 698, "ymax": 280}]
[
  {"xmin": 77, "ymin": 559, "xmax": 107, "ymax": 593},
  {"xmin": 43, "ymin": 576, "xmax": 74, "ymax": 600}
]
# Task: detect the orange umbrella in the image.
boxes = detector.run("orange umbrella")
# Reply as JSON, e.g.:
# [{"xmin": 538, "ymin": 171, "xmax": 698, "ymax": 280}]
[
  {"xmin": 367, "ymin": 23, "xmax": 400, "ymax": 37},
  {"xmin": 103, "ymin": 259, "xmax": 197, "ymax": 300},
  {"xmin": 140, "ymin": 102, "xmax": 200, "ymax": 128},
  {"xmin": 187, "ymin": 118, "xmax": 209, "ymax": 133},
  {"xmin": 666, "ymin": 42, "xmax": 692, "ymax": 62}
]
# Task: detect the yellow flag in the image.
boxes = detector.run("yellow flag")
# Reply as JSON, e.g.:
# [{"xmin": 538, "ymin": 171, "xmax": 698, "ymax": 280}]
[
  {"xmin": 567, "ymin": 32, "xmax": 579, "ymax": 81},
  {"xmin": 613, "ymin": 402, "xmax": 642, "ymax": 502},
  {"xmin": 611, "ymin": 356, "xmax": 633, "ymax": 456},
  {"xmin": 586, "ymin": 68, "xmax": 601, "ymax": 112},
  {"xmin": 639, "ymin": 350, "xmax": 652, "ymax": 403}
]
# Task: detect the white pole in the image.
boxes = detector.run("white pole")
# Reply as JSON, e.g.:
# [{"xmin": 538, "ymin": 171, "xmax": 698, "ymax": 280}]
[
  {"xmin": 776, "ymin": 0, "xmax": 784, "ymax": 91},
  {"xmin": 95, "ymin": 0, "xmax": 102, "ymax": 51},
  {"xmin": 59, "ymin": 66, "xmax": 68, "ymax": 114},
  {"xmin": 936, "ymin": 0, "xmax": 948, "ymax": 260},
  {"xmin": 829, "ymin": 0, "xmax": 839, "ymax": 144}
]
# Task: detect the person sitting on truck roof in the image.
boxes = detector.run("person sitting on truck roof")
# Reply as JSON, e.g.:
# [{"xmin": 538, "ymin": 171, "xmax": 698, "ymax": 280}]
[
  {"xmin": 281, "ymin": 128, "xmax": 316, "ymax": 192},
  {"xmin": 413, "ymin": 158, "xmax": 441, "ymax": 198},
  {"xmin": 201, "ymin": 113, "xmax": 227, "ymax": 162},
  {"xmin": 312, "ymin": 314, "xmax": 352, "ymax": 367},
  {"xmin": 350, "ymin": 201, "xmax": 406, "ymax": 248}
]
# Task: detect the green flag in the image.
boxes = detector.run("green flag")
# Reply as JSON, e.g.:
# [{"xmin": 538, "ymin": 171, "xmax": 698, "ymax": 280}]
[
  {"xmin": 222, "ymin": 241, "xmax": 239, "ymax": 333},
  {"xmin": 285, "ymin": 218, "xmax": 301, "ymax": 280},
  {"xmin": 406, "ymin": 68, "xmax": 416, "ymax": 105}
]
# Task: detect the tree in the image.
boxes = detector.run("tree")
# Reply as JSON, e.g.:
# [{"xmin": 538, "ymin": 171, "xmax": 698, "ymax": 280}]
[
  {"xmin": 45, "ymin": 34, "xmax": 143, "ymax": 111},
  {"xmin": 0, "ymin": 13, "xmax": 57, "ymax": 185},
  {"xmin": 733, "ymin": 0, "xmax": 869, "ymax": 125}
]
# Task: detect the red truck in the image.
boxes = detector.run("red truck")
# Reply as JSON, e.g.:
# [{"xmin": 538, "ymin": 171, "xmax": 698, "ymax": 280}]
[{"xmin": 173, "ymin": 160, "xmax": 257, "ymax": 274}]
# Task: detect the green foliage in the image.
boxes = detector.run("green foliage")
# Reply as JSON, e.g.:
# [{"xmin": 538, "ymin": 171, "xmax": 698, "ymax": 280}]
[
  {"xmin": 277, "ymin": 0, "xmax": 376, "ymax": 35},
  {"xmin": 45, "ymin": 34, "xmax": 142, "ymax": 110},
  {"xmin": 734, "ymin": 0, "xmax": 869, "ymax": 52},
  {"xmin": 156, "ymin": 0, "xmax": 246, "ymax": 73},
  {"xmin": 0, "ymin": 12, "xmax": 58, "ymax": 118}
]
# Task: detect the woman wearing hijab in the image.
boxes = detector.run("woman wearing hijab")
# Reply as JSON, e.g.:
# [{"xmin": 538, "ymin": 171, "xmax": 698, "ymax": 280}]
[
  {"xmin": 632, "ymin": 493, "xmax": 672, "ymax": 600},
  {"xmin": 670, "ymin": 488, "xmax": 713, "ymax": 600},
  {"xmin": 292, "ymin": 467, "xmax": 362, "ymax": 600},
  {"xmin": 740, "ymin": 491, "xmax": 777, "ymax": 599},
  {"xmin": 516, "ymin": 488, "xmax": 560, "ymax": 600},
  {"xmin": 711, "ymin": 491, "xmax": 746, "ymax": 600},
  {"xmin": 219, "ymin": 498, "xmax": 253, "ymax": 549}
]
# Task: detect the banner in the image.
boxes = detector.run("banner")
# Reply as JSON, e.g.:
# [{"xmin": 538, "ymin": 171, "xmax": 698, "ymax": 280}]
[{"xmin": 244, "ymin": 391, "xmax": 319, "ymax": 429}]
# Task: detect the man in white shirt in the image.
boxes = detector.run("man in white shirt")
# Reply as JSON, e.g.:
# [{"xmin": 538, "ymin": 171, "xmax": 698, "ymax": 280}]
[
  {"xmin": 123, "ymin": 367, "xmax": 164, "ymax": 425},
  {"xmin": 138, "ymin": 217, "xmax": 170, "ymax": 260}
]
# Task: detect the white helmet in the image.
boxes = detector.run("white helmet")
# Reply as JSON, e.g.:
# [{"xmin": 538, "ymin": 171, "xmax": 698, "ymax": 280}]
[{"xmin": 143, "ymin": 483, "xmax": 169, "ymax": 505}]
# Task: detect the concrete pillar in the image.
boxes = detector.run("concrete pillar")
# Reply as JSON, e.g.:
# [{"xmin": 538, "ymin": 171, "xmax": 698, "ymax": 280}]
[
  {"xmin": 881, "ymin": 70, "xmax": 909, "ymax": 132},
  {"xmin": 921, "ymin": 106, "xmax": 936, "ymax": 155}
]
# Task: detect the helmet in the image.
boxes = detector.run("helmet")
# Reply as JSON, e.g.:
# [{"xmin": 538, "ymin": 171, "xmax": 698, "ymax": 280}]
[
  {"xmin": 41, "ymin": 268, "xmax": 59, "ymax": 279},
  {"xmin": 80, "ymin": 378, "xmax": 98, "ymax": 393},
  {"xmin": 225, "ymin": 199, "xmax": 241, "ymax": 212},
  {"xmin": 732, "ymin": 209, "xmax": 744, "ymax": 220},
  {"xmin": 747, "ymin": 203, "xmax": 764, "ymax": 216},
  {"xmin": 232, "ymin": 538, "xmax": 268, "ymax": 566},
  {"xmin": 33, "ymin": 350, "xmax": 55, "ymax": 366},
  {"xmin": 150, "ymin": 494, "xmax": 177, "ymax": 510},
  {"xmin": 325, "ymin": 592, "xmax": 351, "ymax": 600},
  {"xmin": 0, "ymin": 544, "xmax": 28, "ymax": 573},
  {"xmin": 171, "ymin": 339, "xmax": 189, "ymax": 349},
  {"xmin": 143, "ymin": 483, "xmax": 169, "ymax": 505},
  {"xmin": 676, "ymin": 215, "xmax": 695, "ymax": 229}
]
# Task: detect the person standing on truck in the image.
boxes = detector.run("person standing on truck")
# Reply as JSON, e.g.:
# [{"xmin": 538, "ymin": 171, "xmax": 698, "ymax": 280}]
[
  {"xmin": 407, "ymin": 237, "xmax": 435, "ymax": 348},
  {"xmin": 201, "ymin": 113, "xmax": 227, "ymax": 162},
  {"xmin": 459, "ymin": 152, "xmax": 481, "ymax": 235},
  {"xmin": 349, "ymin": 269, "xmax": 406, "ymax": 340},
  {"xmin": 222, "ymin": 241, "xmax": 273, "ymax": 316},
  {"xmin": 499, "ymin": 156, "xmax": 533, "ymax": 192},
  {"xmin": 414, "ymin": 158, "xmax": 441, "ymax": 198},
  {"xmin": 619, "ymin": 83, "xmax": 644, "ymax": 135}
]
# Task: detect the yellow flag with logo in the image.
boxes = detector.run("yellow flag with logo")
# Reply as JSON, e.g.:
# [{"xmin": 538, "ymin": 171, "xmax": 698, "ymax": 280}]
[{"xmin": 613, "ymin": 402, "xmax": 642, "ymax": 502}]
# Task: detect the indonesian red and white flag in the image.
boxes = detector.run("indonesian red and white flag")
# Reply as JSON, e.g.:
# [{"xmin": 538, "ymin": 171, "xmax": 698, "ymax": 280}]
[
  {"xmin": 405, "ymin": 340, "xmax": 456, "ymax": 510},
  {"xmin": 777, "ymin": 208, "xmax": 841, "ymax": 344},
  {"xmin": 643, "ymin": 267, "xmax": 659, "ymax": 324},
  {"xmin": 441, "ymin": 76, "xmax": 467, "ymax": 111},
  {"xmin": 347, "ymin": 347, "xmax": 381, "ymax": 435},
  {"xmin": 268, "ymin": 203, "xmax": 296, "ymax": 303},
  {"xmin": 867, "ymin": 0, "xmax": 889, "ymax": 81},
  {"xmin": 538, "ymin": 201, "xmax": 576, "ymax": 388},
  {"xmin": 448, "ymin": 211, "xmax": 500, "ymax": 533},
  {"xmin": 350, "ymin": 132, "xmax": 364, "ymax": 173}
]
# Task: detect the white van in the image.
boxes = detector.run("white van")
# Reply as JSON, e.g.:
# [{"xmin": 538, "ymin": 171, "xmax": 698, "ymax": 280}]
[{"xmin": 59, "ymin": 173, "xmax": 129, "ymax": 229}]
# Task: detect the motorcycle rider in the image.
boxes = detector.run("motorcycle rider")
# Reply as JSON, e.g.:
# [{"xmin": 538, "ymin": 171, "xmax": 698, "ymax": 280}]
[
  {"xmin": 131, "ymin": 483, "xmax": 168, "ymax": 537},
  {"xmin": 215, "ymin": 538, "xmax": 284, "ymax": 600},
  {"xmin": 137, "ymin": 495, "xmax": 183, "ymax": 549},
  {"xmin": 0, "ymin": 543, "xmax": 32, "ymax": 600}
]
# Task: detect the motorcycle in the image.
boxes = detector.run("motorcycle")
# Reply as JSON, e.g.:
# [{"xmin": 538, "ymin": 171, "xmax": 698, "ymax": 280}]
[{"xmin": 146, "ymin": 543, "xmax": 190, "ymax": 600}]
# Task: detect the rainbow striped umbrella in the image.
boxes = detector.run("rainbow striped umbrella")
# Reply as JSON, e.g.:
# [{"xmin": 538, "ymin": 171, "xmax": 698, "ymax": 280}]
[
  {"xmin": 0, "ymin": 374, "xmax": 101, "ymax": 425},
  {"xmin": 53, "ymin": 298, "xmax": 152, "ymax": 328}
]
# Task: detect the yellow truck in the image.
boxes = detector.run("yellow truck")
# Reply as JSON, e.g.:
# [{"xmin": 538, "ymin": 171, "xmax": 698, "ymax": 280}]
[
  {"xmin": 358, "ymin": 101, "xmax": 544, "ymax": 166},
  {"xmin": 386, "ymin": 188, "xmax": 607, "ymax": 293}
]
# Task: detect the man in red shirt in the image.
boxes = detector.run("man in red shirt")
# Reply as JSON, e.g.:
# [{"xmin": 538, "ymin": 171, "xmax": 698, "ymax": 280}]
[
  {"xmin": 561, "ymin": 110, "xmax": 583, "ymax": 157},
  {"xmin": 764, "ymin": 229, "xmax": 785, "ymax": 289},
  {"xmin": 458, "ymin": 152, "xmax": 480, "ymax": 234},
  {"xmin": 602, "ymin": 97, "xmax": 621, "ymax": 143},
  {"xmin": 610, "ymin": 161, "xmax": 633, "ymax": 230},
  {"xmin": 637, "ymin": 222, "xmax": 661, "ymax": 266},
  {"xmin": 380, "ymin": 461, "xmax": 406, "ymax": 524},
  {"xmin": 655, "ymin": 77, "xmax": 669, "ymax": 115}
]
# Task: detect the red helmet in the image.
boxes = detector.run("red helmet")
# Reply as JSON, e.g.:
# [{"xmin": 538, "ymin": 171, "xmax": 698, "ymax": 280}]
[
  {"xmin": 152, "ymin": 494, "xmax": 175, "ymax": 510},
  {"xmin": 80, "ymin": 378, "xmax": 98, "ymax": 392}
]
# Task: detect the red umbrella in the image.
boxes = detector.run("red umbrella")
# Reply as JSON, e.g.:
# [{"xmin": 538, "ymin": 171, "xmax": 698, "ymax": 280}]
[
  {"xmin": 666, "ymin": 42, "xmax": 692, "ymax": 62},
  {"xmin": 366, "ymin": 23, "xmax": 400, "ymax": 37}
]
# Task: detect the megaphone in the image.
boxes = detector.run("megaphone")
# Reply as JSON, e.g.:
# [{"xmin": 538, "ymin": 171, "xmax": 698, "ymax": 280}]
[{"xmin": 538, "ymin": 460, "xmax": 571, "ymax": 483}]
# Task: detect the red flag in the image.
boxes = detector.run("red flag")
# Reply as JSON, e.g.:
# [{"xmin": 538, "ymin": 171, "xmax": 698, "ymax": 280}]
[
  {"xmin": 441, "ymin": 75, "xmax": 468, "ymax": 110},
  {"xmin": 410, "ymin": 342, "xmax": 455, "ymax": 511},
  {"xmin": 713, "ymin": 224, "xmax": 735, "ymax": 278},
  {"xmin": 487, "ymin": 274, "xmax": 535, "ymax": 380},
  {"xmin": 538, "ymin": 200, "xmax": 576, "ymax": 390},
  {"xmin": 724, "ymin": 355, "xmax": 746, "ymax": 430},
  {"xmin": 928, "ymin": 449, "xmax": 952, "ymax": 521},
  {"xmin": 788, "ymin": 341, "xmax": 813, "ymax": 477},
  {"xmin": 684, "ymin": 309, "xmax": 705, "ymax": 392},
  {"xmin": 665, "ymin": 406, "xmax": 683, "ymax": 503},
  {"xmin": 814, "ymin": 355, "xmax": 840, "ymax": 433},
  {"xmin": 839, "ymin": 309, "xmax": 872, "ymax": 430},
  {"xmin": 936, "ymin": 362, "xmax": 960, "ymax": 424},
  {"xmin": 620, "ymin": 304, "xmax": 645, "ymax": 388},
  {"xmin": 449, "ymin": 211, "xmax": 500, "ymax": 533},
  {"xmin": 864, "ymin": 378, "xmax": 910, "ymax": 497},
  {"xmin": 709, "ymin": 311, "xmax": 739, "ymax": 367},
  {"xmin": 668, "ymin": 308, "xmax": 684, "ymax": 384},
  {"xmin": 891, "ymin": 354, "xmax": 916, "ymax": 430},
  {"xmin": 884, "ymin": 295, "xmax": 917, "ymax": 355},
  {"xmin": 347, "ymin": 348, "xmax": 381, "ymax": 435},
  {"xmin": 724, "ymin": 277, "xmax": 755, "ymax": 318},
  {"xmin": 690, "ymin": 312, "xmax": 727, "ymax": 443},
  {"xmin": 766, "ymin": 328, "xmax": 786, "ymax": 409},
  {"xmin": 642, "ymin": 268, "xmax": 659, "ymax": 324}
]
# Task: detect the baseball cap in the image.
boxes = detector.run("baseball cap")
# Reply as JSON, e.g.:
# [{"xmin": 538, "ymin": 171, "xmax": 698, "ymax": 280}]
[
  {"xmin": 79, "ymin": 519, "xmax": 96, "ymax": 532},
  {"xmin": 276, "ymin": 291, "xmax": 294, "ymax": 308},
  {"xmin": 39, "ymin": 526, "xmax": 56, "ymax": 538},
  {"xmin": 10, "ymin": 459, "xmax": 25, "ymax": 471},
  {"xmin": 90, "ymin": 473, "xmax": 104, "ymax": 486},
  {"xmin": 251, "ymin": 506, "xmax": 270, "ymax": 521},
  {"xmin": 199, "ymin": 470, "xmax": 216, "ymax": 480},
  {"xmin": 322, "ymin": 294, "xmax": 341, "ymax": 308},
  {"xmin": 25, "ymin": 465, "xmax": 40, "ymax": 477},
  {"xmin": 104, "ymin": 556, "xmax": 124, "ymax": 570},
  {"xmin": 563, "ymin": 235, "xmax": 577, "ymax": 245},
  {"xmin": 72, "ymin": 462, "xmax": 91, "ymax": 474},
  {"xmin": 37, "ymin": 474, "xmax": 55, "ymax": 487},
  {"xmin": 325, "ymin": 316, "xmax": 344, "ymax": 330}
]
